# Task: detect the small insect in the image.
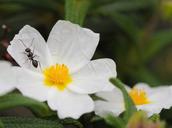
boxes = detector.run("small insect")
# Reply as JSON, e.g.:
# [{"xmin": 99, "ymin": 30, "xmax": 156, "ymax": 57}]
[{"xmin": 19, "ymin": 39, "xmax": 40, "ymax": 68}]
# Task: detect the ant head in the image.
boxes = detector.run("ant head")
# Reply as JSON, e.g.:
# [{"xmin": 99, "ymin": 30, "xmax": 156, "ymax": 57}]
[{"xmin": 25, "ymin": 48, "xmax": 31, "ymax": 52}]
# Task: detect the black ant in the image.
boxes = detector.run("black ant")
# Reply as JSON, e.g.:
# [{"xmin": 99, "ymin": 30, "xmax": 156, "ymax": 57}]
[{"xmin": 19, "ymin": 39, "xmax": 40, "ymax": 68}]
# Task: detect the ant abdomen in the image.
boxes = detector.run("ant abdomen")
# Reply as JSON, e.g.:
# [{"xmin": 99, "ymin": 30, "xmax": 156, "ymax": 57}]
[{"xmin": 32, "ymin": 60, "xmax": 38, "ymax": 68}]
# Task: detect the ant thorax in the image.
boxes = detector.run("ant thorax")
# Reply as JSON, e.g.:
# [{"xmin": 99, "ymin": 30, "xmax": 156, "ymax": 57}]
[{"xmin": 19, "ymin": 39, "xmax": 41, "ymax": 69}]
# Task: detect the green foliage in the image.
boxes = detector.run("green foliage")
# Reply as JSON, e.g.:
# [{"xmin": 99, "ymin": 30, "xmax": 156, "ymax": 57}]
[
  {"xmin": 65, "ymin": 0, "xmax": 90, "ymax": 26},
  {"xmin": 61, "ymin": 118, "xmax": 83, "ymax": 128},
  {"xmin": 0, "ymin": 120, "xmax": 4, "ymax": 128},
  {"xmin": 149, "ymin": 114, "xmax": 160, "ymax": 122},
  {"xmin": 0, "ymin": 117, "xmax": 63, "ymax": 128},
  {"xmin": 143, "ymin": 29, "xmax": 172, "ymax": 63},
  {"xmin": 0, "ymin": 0, "xmax": 58, "ymax": 12},
  {"xmin": 0, "ymin": 93, "xmax": 54, "ymax": 117},
  {"xmin": 96, "ymin": 0, "xmax": 155, "ymax": 12},
  {"xmin": 104, "ymin": 114, "xmax": 125, "ymax": 128},
  {"xmin": 110, "ymin": 78, "xmax": 137, "ymax": 122}
]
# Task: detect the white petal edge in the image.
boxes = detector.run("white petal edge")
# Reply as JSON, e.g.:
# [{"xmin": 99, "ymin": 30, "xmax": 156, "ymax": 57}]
[
  {"xmin": 68, "ymin": 59, "xmax": 117, "ymax": 94},
  {"xmin": 95, "ymin": 88, "xmax": 124, "ymax": 117},
  {"xmin": 95, "ymin": 101, "xmax": 124, "ymax": 117},
  {"xmin": 96, "ymin": 87, "xmax": 123, "ymax": 103},
  {"xmin": 7, "ymin": 25, "xmax": 52, "ymax": 72},
  {"xmin": 14, "ymin": 67, "xmax": 49, "ymax": 102},
  {"xmin": 47, "ymin": 20, "xmax": 99, "ymax": 73},
  {"xmin": 47, "ymin": 88, "xmax": 94, "ymax": 119},
  {"xmin": 135, "ymin": 84, "xmax": 172, "ymax": 116},
  {"xmin": 0, "ymin": 61, "xmax": 16, "ymax": 96}
]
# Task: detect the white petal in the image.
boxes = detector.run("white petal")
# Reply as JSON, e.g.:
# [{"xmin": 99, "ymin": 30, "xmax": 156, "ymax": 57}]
[
  {"xmin": 7, "ymin": 25, "xmax": 52, "ymax": 72},
  {"xmin": 96, "ymin": 88, "xmax": 123, "ymax": 103},
  {"xmin": 14, "ymin": 67, "xmax": 49, "ymax": 102},
  {"xmin": 134, "ymin": 83, "xmax": 153, "ymax": 95},
  {"xmin": 95, "ymin": 88, "xmax": 124, "ymax": 117},
  {"xmin": 47, "ymin": 20, "xmax": 99, "ymax": 73},
  {"xmin": 136, "ymin": 85, "xmax": 172, "ymax": 116},
  {"xmin": 0, "ymin": 61, "xmax": 16, "ymax": 96},
  {"xmin": 95, "ymin": 101, "xmax": 124, "ymax": 117},
  {"xmin": 47, "ymin": 88, "xmax": 94, "ymax": 119},
  {"xmin": 137, "ymin": 103, "xmax": 164, "ymax": 116},
  {"xmin": 68, "ymin": 59, "xmax": 117, "ymax": 94}
]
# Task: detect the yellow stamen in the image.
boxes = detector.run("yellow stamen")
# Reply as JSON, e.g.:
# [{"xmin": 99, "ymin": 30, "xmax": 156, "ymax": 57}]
[
  {"xmin": 129, "ymin": 88, "xmax": 150, "ymax": 105},
  {"xmin": 43, "ymin": 64, "xmax": 72, "ymax": 91}
]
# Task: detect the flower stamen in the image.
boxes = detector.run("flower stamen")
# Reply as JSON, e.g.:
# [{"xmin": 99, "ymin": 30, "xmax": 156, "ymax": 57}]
[
  {"xmin": 129, "ymin": 88, "xmax": 150, "ymax": 105},
  {"xmin": 43, "ymin": 64, "xmax": 72, "ymax": 91}
]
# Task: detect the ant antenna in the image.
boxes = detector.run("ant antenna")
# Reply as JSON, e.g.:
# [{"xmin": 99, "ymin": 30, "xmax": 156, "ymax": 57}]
[
  {"xmin": 38, "ymin": 61, "xmax": 42, "ymax": 72},
  {"xmin": 19, "ymin": 39, "xmax": 27, "ymax": 48},
  {"xmin": 19, "ymin": 38, "xmax": 34, "ymax": 48}
]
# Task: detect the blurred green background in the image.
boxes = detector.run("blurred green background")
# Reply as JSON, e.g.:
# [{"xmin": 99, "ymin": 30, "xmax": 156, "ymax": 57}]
[{"xmin": 1, "ymin": 0, "xmax": 172, "ymax": 127}]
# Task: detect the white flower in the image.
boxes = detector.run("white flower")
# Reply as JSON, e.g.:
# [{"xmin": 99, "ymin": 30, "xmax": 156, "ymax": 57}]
[
  {"xmin": 7, "ymin": 20, "xmax": 117, "ymax": 119},
  {"xmin": 95, "ymin": 83, "xmax": 172, "ymax": 117},
  {"xmin": 0, "ymin": 61, "xmax": 16, "ymax": 96}
]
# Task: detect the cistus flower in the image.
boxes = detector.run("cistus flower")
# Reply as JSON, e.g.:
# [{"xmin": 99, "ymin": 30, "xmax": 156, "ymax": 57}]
[
  {"xmin": 7, "ymin": 20, "xmax": 117, "ymax": 119},
  {"xmin": 95, "ymin": 83, "xmax": 172, "ymax": 117},
  {"xmin": 127, "ymin": 111, "xmax": 165, "ymax": 128},
  {"xmin": 0, "ymin": 61, "xmax": 16, "ymax": 96}
]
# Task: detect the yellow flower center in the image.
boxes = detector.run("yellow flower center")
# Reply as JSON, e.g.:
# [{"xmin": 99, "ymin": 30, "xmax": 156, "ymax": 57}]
[
  {"xmin": 43, "ymin": 64, "xmax": 72, "ymax": 91},
  {"xmin": 129, "ymin": 88, "xmax": 150, "ymax": 105}
]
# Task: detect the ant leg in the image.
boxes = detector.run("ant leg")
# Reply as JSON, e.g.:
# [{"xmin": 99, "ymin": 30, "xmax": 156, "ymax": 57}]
[
  {"xmin": 22, "ymin": 58, "xmax": 29, "ymax": 66},
  {"xmin": 27, "ymin": 59, "xmax": 32, "ymax": 69},
  {"xmin": 31, "ymin": 43, "xmax": 39, "ymax": 59},
  {"xmin": 38, "ymin": 61, "xmax": 42, "ymax": 72},
  {"xmin": 33, "ymin": 54, "xmax": 39, "ymax": 59},
  {"xmin": 20, "ymin": 52, "xmax": 29, "ymax": 61}
]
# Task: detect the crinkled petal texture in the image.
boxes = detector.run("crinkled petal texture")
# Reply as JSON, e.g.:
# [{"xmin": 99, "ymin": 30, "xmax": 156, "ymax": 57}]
[
  {"xmin": 13, "ymin": 67, "xmax": 49, "ymax": 102},
  {"xmin": 47, "ymin": 88, "xmax": 94, "ymax": 119},
  {"xmin": 0, "ymin": 61, "xmax": 16, "ymax": 96},
  {"xmin": 135, "ymin": 83, "xmax": 172, "ymax": 116},
  {"xmin": 7, "ymin": 25, "xmax": 52, "ymax": 72},
  {"xmin": 69, "ymin": 59, "xmax": 116, "ymax": 94},
  {"xmin": 95, "ymin": 87, "xmax": 124, "ymax": 117},
  {"xmin": 47, "ymin": 20, "xmax": 99, "ymax": 73}
]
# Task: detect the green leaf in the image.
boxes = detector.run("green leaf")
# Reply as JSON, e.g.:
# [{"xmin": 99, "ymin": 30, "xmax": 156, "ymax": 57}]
[
  {"xmin": 98, "ymin": 11, "xmax": 139, "ymax": 42},
  {"xmin": 91, "ymin": 116, "xmax": 103, "ymax": 122},
  {"xmin": 104, "ymin": 114, "xmax": 125, "ymax": 128},
  {"xmin": 90, "ymin": 94, "xmax": 106, "ymax": 101},
  {"xmin": 0, "ymin": 0, "xmax": 59, "ymax": 13},
  {"xmin": 143, "ymin": 29, "xmax": 172, "ymax": 62},
  {"xmin": 110, "ymin": 78, "xmax": 137, "ymax": 122},
  {"xmin": 0, "ymin": 117, "xmax": 63, "ymax": 128},
  {"xmin": 96, "ymin": 0, "xmax": 154, "ymax": 12},
  {"xmin": 0, "ymin": 93, "xmax": 55, "ymax": 117},
  {"xmin": 0, "ymin": 120, "xmax": 4, "ymax": 128},
  {"xmin": 60, "ymin": 118, "xmax": 83, "ymax": 128},
  {"xmin": 65, "ymin": 0, "xmax": 90, "ymax": 26},
  {"xmin": 128, "ymin": 66, "xmax": 161, "ymax": 86},
  {"xmin": 149, "ymin": 114, "xmax": 160, "ymax": 122}
]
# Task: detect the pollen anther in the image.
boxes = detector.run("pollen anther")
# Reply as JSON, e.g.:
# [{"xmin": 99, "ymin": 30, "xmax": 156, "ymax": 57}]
[
  {"xmin": 43, "ymin": 64, "xmax": 72, "ymax": 91},
  {"xmin": 129, "ymin": 87, "xmax": 150, "ymax": 105}
]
